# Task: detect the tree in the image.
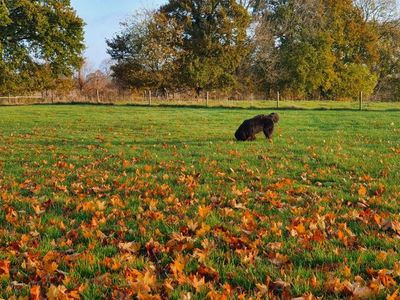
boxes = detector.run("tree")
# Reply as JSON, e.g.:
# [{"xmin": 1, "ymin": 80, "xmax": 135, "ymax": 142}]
[
  {"xmin": 83, "ymin": 70, "xmax": 109, "ymax": 102},
  {"xmin": 0, "ymin": 0, "xmax": 84, "ymax": 95},
  {"xmin": 373, "ymin": 21, "xmax": 400, "ymax": 100},
  {"xmin": 107, "ymin": 11, "xmax": 183, "ymax": 93},
  {"xmin": 253, "ymin": 0, "xmax": 379, "ymax": 99},
  {"xmin": 160, "ymin": 0, "xmax": 251, "ymax": 93},
  {"xmin": 355, "ymin": 0, "xmax": 400, "ymax": 100}
]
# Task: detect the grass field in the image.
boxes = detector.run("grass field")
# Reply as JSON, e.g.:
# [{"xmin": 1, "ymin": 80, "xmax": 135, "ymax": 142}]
[
  {"xmin": 0, "ymin": 105, "xmax": 399, "ymax": 299},
  {"xmin": 125, "ymin": 99, "xmax": 400, "ymax": 111}
]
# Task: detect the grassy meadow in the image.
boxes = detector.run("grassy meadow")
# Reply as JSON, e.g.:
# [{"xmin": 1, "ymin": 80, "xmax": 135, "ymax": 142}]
[
  {"xmin": 0, "ymin": 105, "xmax": 400, "ymax": 299},
  {"xmin": 124, "ymin": 98, "xmax": 400, "ymax": 111}
]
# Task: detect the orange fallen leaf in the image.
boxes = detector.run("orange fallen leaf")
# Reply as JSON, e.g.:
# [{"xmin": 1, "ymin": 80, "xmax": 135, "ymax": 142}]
[
  {"xmin": 343, "ymin": 266, "xmax": 352, "ymax": 278},
  {"xmin": 388, "ymin": 288, "xmax": 399, "ymax": 300},
  {"xmin": 198, "ymin": 205, "xmax": 212, "ymax": 218},
  {"xmin": 358, "ymin": 185, "xmax": 367, "ymax": 197},
  {"xmin": 0, "ymin": 260, "xmax": 10, "ymax": 278},
  {"xmin": 310, "ymin": 273, "xmax": 318, "ymax": 288},
  {"xmin": 30, "ymin": 285, "xmax": 41, "ymax": 300},
  {"xmin": 170, "ymin": 255, "xmax": 186, "ymax": 277}
]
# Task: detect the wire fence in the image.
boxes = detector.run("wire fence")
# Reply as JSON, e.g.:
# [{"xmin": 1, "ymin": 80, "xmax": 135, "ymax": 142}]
[{"xmin": 1, "ymin": 94, "xmax": 399, "ymax": 111}]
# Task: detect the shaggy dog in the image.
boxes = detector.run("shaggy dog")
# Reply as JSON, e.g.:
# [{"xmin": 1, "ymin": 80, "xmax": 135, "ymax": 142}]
[{"xmin": 235, "ymin": 113, "xmax": 279, "ymax": 141}]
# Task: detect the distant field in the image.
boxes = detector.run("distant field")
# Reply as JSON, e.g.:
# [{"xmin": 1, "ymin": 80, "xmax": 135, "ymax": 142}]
[{"xmin": 0, "ymin": 105, "xmax": 399, "ymax": 299}]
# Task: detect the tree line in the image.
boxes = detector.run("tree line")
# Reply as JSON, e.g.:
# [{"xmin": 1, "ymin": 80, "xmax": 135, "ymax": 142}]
[
  {"xmin": 107, "ymin": 0, "xmax": 400, "ymax": 100},
  {"xmin": 1, "ymin": 0, "xmax": 399, "ymax": 101}
]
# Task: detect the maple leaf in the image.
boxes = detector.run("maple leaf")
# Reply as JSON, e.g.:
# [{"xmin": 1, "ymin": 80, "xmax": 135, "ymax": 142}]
[
  {"xmin": 292, "ymin": 294, "xmax": 315, "ymax": 300},
  {"xmin": 196, "ymin": 223, "xmax": 211, "ymax": 237},
  {"xmin": 256, "ymin": 283, "xmax": 268, "ymax": 296},
  {"xmin": 393, "ymin": 262, "xmax": 400, "ymax": 277},
  {"xmin": 310, "ymin": 273, "xmax": 318, "ymax": 288},
  {"xmin": 269, "ymin": 253, "xmax": 289, "ymax": 266},
  {"xmin": 290, "ymin": 222, "xmax": 306, "ymax": 236},
  {"xmin": 388, "ymin": 288, "xmax": 399, "ymax": 300},
  {"xmin": 358, "ymin": 185, "xmax": 367, "ymax": 197},
  {"xmin": 118, "ymin": 242, "xmax": 141, "ymax": 254},
  {"xmin": 263, "ymin": 190, "xmax": 279, "ymax": 201},
  {"xmin": 188, "ymin": 275, "xmax": 206, "ymax": 292},
  {"xmin": 197, "ymin": 264, "xmax": 219, "ymax": 281},
  {"xmin": 376, "ymin": 251, "xmax": 387, "ymax": 261},
  {"xmin": 352, "ymin": 286, "xmax": 374, "ymax": 299},
  {"xmin": 198, "ymin": 205, "xmax": 212, "ymax": 218},
  {"xmin": 30, "ymin": 285, "xmax": 41, "ymax": 300},
  {"xmin": 0, "ymin": 260, "xmax": 10, "ymax": 279},
  {"xmin": 378, "ymin": 269, "xmax": 397, "ymax": 288},
  {"xmin": 343, "ymin": 266, "xmax": 352, "ymax": 278},
  {"xmin": 267, "ymin": 242, "xmax": 282, "ymax": 251},
  {"xmin": 207, "ymin": 290, "xmax": 229, "ymax": 300},
  {"xmin": 125, "ymin": 269, "xmax": 156, "ymax": 294},
  {"xmin": 383, "ymin": 219, "xmax": 400, "ymax": 234},
  {"xmin": 193, "ymin": 249, "xmax": 208, "ymax": 264},
  {"xmin": 170, "ymin": 255, "xmax": 186, "ymax": 278}
]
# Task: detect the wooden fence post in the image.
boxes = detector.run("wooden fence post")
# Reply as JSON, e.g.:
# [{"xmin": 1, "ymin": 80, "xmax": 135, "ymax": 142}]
[
  {"xmin": 359, "ymin": 91, "xmax": 363, "ymax": 111},
  {"xmin": 206, "ymin": 91, "xmax": 209, "ymax": 107},
  {"xmin": 277, "ymin": 91, "xmax": 280, "ymax": 109},
  {"xmin": 96, "ymin": 89, "xmax": 100, "ymax": 103},
  {"xmin": 149, "ymin": 90, "xmax": 152, "ymax": 106}
]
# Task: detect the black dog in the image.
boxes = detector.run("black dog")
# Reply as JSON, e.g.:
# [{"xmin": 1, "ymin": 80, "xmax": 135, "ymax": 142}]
[{"xmin": 235, "ymin": 113, "xmax": 279, "ymax": 141}]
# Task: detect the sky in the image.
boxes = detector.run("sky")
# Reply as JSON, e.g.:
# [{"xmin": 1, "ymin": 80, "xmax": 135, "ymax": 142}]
[
  {"xmin": 70, "ymin": 0, "xmax": 166, "ymax": 68},
  {"xmin": 71, "ymin": 0, "xmax": 400, "ymax": 69}
]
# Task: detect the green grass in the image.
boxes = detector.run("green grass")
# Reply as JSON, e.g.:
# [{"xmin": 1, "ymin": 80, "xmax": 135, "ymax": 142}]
[
  {"xmin": 124, "ymin": 98, "xmax": 400, "ymax": 111},
  {"xmin": 0, "ymin": 105, "xmax": 399, "ymax": 299}
]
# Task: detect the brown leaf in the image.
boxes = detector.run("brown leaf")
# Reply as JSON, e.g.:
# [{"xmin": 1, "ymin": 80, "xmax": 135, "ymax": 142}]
[
  {"xmin": 352, "ymin": 286, "xmax": 374, "ymax": 299},
  {"xmin": 269, "ymin": 253, "xmax": 289, "ymax": 266},
  {"xmin": 118, "ymin": 242, "xmax": 141, "ymax": 254}
]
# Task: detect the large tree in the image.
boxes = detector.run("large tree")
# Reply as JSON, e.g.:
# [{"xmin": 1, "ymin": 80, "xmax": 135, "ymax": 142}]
[
  {"xmin": 354, "ymin": 0, "xmax": 400, "ymax": 100},
  {"xmin": 107, "ymin": 11, "xmax": 184, "ymax": 92},
  {"xmin": 0, "ymin": 0, "xmax": 84, "ymax": 94},
  {"xmin": 160, "ymin": 0, "xmax": 251, "ymax": 93},
  {"xmin": 254, "ymin": 0, "xmax": 380, "ymax": 99}
]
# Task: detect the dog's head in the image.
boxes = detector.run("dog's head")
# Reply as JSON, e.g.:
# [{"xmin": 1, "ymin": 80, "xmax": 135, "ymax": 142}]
[{"xmin": 269, "ymin": 112, "xmax": 279, "ymax": 123}]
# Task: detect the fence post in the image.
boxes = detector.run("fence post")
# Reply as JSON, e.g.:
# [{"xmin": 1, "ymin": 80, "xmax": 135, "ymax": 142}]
[
  {"xmin": 149, "ymin": 90, "xmax": 152, "ymax": 106},
  {"xmin": 277, "ymin": 91, "xmax": 280, "ymax": 109},
  {"xmin": 206, "ymin": 91, "xmax": 209, "ymax": 107},
  {"xmin": 96, "ymin": 89, "xmax": 100, "ymax": 103},
  {"xmin": 359, "ymin": 91, "xmax": 363, "ymax": 111}
]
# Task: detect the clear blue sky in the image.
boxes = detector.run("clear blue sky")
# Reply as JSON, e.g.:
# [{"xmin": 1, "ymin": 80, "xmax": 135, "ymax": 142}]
[{"xmin": 70, "ymin": 0, "xmax": 166, "ymax": 68}]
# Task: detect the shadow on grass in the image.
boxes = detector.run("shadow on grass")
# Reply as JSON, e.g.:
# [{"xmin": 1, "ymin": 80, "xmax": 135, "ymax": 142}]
[{"xmin": 11, "ymin": 136, "xmax": 236, "ymax": 148}]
